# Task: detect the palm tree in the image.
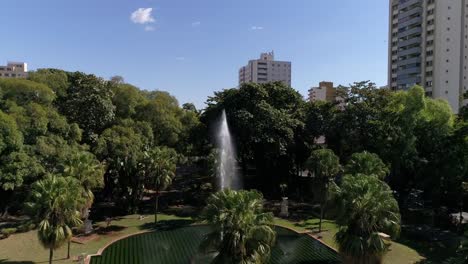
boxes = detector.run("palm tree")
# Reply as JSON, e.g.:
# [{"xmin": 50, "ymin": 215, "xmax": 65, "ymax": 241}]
[
  {"xmin": 305, "ymin": 148, "xmax": 340, "ymax": 233},
  {"xmin": 64, "ymin": 151, "xmax": 105, "ymax": 216},
  {"xmin": 63, "ymin": 151, "xmax": 104, "ymax": 258},
  {"xmin": 200, "ymin": 189, "xmax": 276, "ymax": 264},
  {"xmin": 25, "ymin": 175, "xmax": 84, "ymax": 264},
  {"xmin": 144, "ymin": 147, "xmax": 177, "ymax": 223},
  {"xmin": 345, "ymin": 151, "xmax": 389, "ymax": 180},
  {"xmin": 334, "ymin": 175, "xmax": 400, "ymax": 264}
]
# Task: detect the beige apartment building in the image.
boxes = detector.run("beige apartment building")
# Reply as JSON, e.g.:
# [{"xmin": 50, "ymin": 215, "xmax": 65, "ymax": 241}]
[
  {"xmin": 0, "ymin": 62, "xmax": 28, "ymax": 78},
  {"xmin": 388, "ymin": 0, "xmax": 468, "ymax": 113},
  {"xmin": 239, "ymin": 51, "xmax": 291, "ymax": 86},
  {"xmin": 308, "ymin": 81, "xmax": 337, "ymax": 102}
]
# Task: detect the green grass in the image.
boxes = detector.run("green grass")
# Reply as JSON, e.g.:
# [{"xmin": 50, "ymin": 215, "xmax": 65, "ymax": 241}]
[
  {"xmin": 90, "ymin": 226, "xmax": 341, "ymax": 264},
  {"xmin": 0, "ymin": 214, "xmax": 187, "ymax": 264},
  {"xmin": 275, "ymin": 217, "xmax": 424, "ymax": 264},
  {"xmin": 0, "ymin": 214, "xmax": 425, "ymax": 264}
]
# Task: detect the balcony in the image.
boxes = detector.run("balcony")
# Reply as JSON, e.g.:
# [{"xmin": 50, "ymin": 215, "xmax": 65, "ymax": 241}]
[
  {"xmin": 399, "ymin": 0, "xmax": 422, "ymax": 10},
  {"xmin": 399, "ymin": 46, "xmax": 421, "ymax": 57},
  {"xmin": 398, "ymin": 26, "xmax": 422, "ymax": 39},
  {"xmin": 398, "ymin": 16, "xmax": 422, "ymax": 30},
  {"xmin": 398, "ymin": 6, "xmax": 422, "ymax": 21},
  {"xmin": 397, "ymin": 56, "xmax": 421, "ymax": 67},
  {"xmin": 397, "ymin": 76, "xmax": 421, "ymax": 86},
  {"xmin": 398, "ymin": 36, "xmax": 421, "ymax": 48},
  {"xmin": 398, "ymin": 66, "xmax": 421, "ymax": 75}
]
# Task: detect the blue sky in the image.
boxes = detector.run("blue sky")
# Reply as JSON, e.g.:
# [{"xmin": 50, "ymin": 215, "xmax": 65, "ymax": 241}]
[{"xmin": 0, "ymin": 0, "xmax": 389, "ymax": 108}]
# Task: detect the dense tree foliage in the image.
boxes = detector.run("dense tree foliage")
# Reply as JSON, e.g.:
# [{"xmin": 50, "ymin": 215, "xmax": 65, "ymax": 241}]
[
  {"xmin": 0, "ymin": 69, "xmax": 201, "ymax": 218},
  {"xmin": 203, "ymin": 82, "xmax": 306, "ymax": 193},
  {"xmin": 0, "ymin": 68, "xmax": 467, "ymax": 264}
]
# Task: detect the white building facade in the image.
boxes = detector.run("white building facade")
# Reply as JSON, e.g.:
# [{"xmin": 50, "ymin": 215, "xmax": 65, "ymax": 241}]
[
  {"xmin": 388, "ymin": 0, "xmax": 468, "ymax": 113},
  {"xmin": 239, "ymin": 52, "xmax": 291, "ymax": 86},
  {"xmin": 0, "ymin": 62, "xmax": 28, "ymax": 79}
]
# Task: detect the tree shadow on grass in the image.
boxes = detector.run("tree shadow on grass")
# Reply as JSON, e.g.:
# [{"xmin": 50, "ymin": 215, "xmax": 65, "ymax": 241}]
[
  {"xmin": 294, "ymin": 219, "xmax": 335, "ymax": 233},
  {"xmin": 395, "ymin": 229, "xmax": 461, "ymax": 264},
  {"xmin": 139, "ymin": 219, "xmax": 195, "ymax": 231},
  {"xmin": 96, "ymin": 225, "xmax": 126, "ymax": 235},
  {"xmin": 0, "ymin": 260, "xmax": 34, "ymax": 264}
]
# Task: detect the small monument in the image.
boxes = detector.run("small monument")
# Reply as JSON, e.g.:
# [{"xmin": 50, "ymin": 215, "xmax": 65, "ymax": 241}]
[
  {"xmin": 279, "ymin": 197, "xmax": 289, "ymax": 217},
  {"xmin": 84, "ymin": 219, "xmax": 93, "ymax": 234},
  {"xmin": 279, "ymin": 184, "xmax": 289, "ymax": 217}
]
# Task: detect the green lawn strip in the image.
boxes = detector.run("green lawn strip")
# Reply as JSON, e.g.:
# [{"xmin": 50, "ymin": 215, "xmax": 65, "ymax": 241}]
[
  {"xmin": 274, "ymin": 217, "xmax": 424, "ymax": 264},
  {"xmin": 0, "ymin": 214, "xmax": 188, "ymax": 264},
  {"xmin": 0, "ymin": 214, "xmax": 424, "ymax": 264}
]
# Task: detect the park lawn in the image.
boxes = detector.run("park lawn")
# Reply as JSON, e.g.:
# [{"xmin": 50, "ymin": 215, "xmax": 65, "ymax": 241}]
[
  {"xmin": 0, "ymin": 214, "xmax": 423, "ymax": 264},
  {"xmin": 274, "ymin": 217, "xmax": 424, "ymax": 264},
  {"xmin": 0, "ymin": 214, "xmax": 188, "ymax": 264}
]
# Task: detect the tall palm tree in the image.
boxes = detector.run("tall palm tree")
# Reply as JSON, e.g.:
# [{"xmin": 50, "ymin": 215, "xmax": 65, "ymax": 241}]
[
  {"xmin": 344, "ymin": 151, "xmax": 389, "ymax": 180},
  {"xmin": 25, "ymin": 175, "xmax": 84, "ymax": 264},
  {"xmin": 305, "ymin": 148, "xmax": 340, "ymax": 232},
  {"xmin": 143, "ymin": 147, "xmax": 177, "ymax": 223},
  {"xmin": 64, "ymin": 151, "xmax": 105, "ymax": 215},
  {"xmin": 63, "ymin": 151, "xmax": 104, "ymax": 258},
  {"xmin": 334, "ymin": 175, "xmax": 400, "ymax": 264},
  {"xmin": 200, "ymin": 189, "xmax": 276, "ymax": 264}
]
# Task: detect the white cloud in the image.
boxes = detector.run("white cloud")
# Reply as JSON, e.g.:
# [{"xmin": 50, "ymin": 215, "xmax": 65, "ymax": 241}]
[
  {"xmin": 130, "ymin": 8, "xmax": 155, "ymax": 24},
  {"xmin": 192, "ymin": 21, "xmax": 201, "ymax": 27},
  {"xmin": 250, "ymin": 26, "xmax": 264, "ymax": 30},
  {"xmin": 175, "ymin": 57, "xmax": 185, "ymax": 61},
  {"xmin": 144, "ymin": 25, "xmax": 155, "ymax": 31}
]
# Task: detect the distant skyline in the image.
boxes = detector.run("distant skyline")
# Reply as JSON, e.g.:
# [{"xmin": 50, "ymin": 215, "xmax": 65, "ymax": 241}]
[{"xmin": 0, "ymin": 0, "xmax": 389, "ymax": 108}]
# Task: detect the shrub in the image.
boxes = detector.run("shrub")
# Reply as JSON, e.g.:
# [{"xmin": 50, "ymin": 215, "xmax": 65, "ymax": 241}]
[
  {"xmin": 1, "ymin": 227, "xmax": 18, "ymax": 238},
  {"xmin": 17, "ymin": 222, "xmax": 36, "ymax": 232}
]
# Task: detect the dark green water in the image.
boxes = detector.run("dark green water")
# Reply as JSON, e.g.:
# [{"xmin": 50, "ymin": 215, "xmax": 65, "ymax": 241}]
[{"xmin": 90, "ymin": 226, "xmax": 341, "ymax": 264}]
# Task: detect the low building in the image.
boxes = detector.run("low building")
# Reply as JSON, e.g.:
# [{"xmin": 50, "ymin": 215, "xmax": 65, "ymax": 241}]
[
  {"xmin": 308, "ymin": 81, "xmax": 336, "ymax": 102},
  {"xmin": 0, "ymin": 61, "xmax": 28, "ymax": 78}
]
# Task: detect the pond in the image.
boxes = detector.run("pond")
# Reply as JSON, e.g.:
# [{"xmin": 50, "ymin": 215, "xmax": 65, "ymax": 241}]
[{"xmin": 89, "ymin": 225, "xmax": 341, "ymax": 264}]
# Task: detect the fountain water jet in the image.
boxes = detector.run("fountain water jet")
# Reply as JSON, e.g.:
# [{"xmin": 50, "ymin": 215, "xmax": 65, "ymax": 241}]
[{"xmin": 216, "ymin": 110, "xmax": 241, "ymax": 190}]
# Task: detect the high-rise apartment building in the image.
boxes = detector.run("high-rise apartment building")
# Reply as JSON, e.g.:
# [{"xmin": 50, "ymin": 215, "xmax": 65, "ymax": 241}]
[
  {"xmin": 0, "ymin": 62, "xmax": 28, "ymax": 79},
  {"xmin": 308, "ymin": 81, "xmax": 337, "ymax": 102},
  {"xmin": 388, "ymin": 0, "xmax": 468, "ymax": 113},
  {"xmin": 239, "ymin": 52, "xmax": 291, "ymax": 86}
]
